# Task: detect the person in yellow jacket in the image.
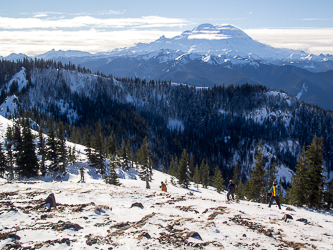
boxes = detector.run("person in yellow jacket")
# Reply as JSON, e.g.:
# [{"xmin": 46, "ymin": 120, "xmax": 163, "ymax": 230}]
[
  {"xmin": 160, "ymin": 181, "xmax": 167, "ymax": 192},
  {"xmin": 268, "ymin": 182, "xmax": 281, "ymax": 209}
]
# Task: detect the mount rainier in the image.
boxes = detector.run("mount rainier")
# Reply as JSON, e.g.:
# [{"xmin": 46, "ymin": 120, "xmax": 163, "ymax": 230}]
[{"xmin": 3, "ymin": 23, "xmax": 333, "ymax": 110}]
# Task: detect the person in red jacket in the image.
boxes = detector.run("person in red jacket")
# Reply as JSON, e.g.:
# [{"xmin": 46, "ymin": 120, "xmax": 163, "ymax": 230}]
[{"xmin": 160, "ymin": 181, "xmax": 167, "ymax": 192}]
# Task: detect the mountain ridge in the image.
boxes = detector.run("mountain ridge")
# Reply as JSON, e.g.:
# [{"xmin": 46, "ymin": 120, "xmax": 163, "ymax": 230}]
[{"xmin": 1, "ymin": 23, "xmax": 333, "ymax": 110}]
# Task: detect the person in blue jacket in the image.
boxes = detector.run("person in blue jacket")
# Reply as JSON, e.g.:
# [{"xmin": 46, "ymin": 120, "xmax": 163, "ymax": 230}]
[{"xmin": 268, "ymin": 182, "xmax": 282, "ymax": 209}]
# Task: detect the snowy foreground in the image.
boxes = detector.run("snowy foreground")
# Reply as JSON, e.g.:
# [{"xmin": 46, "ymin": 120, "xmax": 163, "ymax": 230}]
[{"xmin": 1, "ymin": 163, "xmax": 333, "ymax": 250}]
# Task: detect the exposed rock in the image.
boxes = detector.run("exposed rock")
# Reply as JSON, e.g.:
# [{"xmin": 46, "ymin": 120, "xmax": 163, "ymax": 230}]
[
  {"xmin": 51, "ymin": 220, "xmax": 83, "ymax": 231},
  {"xmin": 139, "ymin": 231, "xmax": 151, "ymax": 239},
  {"xmin": 286, "ymin": 206, "xmax": 294, "ymax": 211},
  {"xmin": 187, "ymin": 231, "xmax": 202, "ymax": 240},
  {"xmin": 282, "ymin": 214, "xmax": 293, "ymax": 222},
  {"xmin": 296, "ymin": 218, "xmax": 308, "ymax": 223},
  {"xmin": 45, "ymin": 193, "xmax": 56, "ymax": 208},
  {"xmin": 130, "ymin": 202, "xmax": 144, "ymax": 209},
  {"xmin": 8, "ymin": 233, "xmax": 21, "ymax": 240}
]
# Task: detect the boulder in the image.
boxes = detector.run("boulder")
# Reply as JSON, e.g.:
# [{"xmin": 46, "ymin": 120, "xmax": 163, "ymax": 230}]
[
  {"xmin": 187, "ymin": 231, "xmax": 203, "ymax": 240},
  {"xmin": 45, "ymin": 193, "xmax": 56, "ymax": 208},
  {"xmin": 130, "ymin": 202, "xmax": 144, "ymax": 209},
  {"xmin": 282, "ymin": 214, "xmax": 293, "ymax": 222}
]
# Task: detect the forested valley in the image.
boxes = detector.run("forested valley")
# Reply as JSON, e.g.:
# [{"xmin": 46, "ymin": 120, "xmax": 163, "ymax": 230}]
[{"xmin": 1, "ymin": 58, "xmax": 333, "ymax": 208}]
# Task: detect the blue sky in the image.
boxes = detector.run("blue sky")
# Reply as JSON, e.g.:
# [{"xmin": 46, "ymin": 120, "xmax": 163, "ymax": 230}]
[{"xmin": 1, "ymin": 0, "xmax": 332, "ymax": 56}]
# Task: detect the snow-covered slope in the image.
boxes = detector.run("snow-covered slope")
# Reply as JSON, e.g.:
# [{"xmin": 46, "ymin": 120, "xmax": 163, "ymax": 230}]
[
  {"xmin": 0, "ymin": 112, "xmax": 332, "ymax": 249},
  {"xmin": 1, "ymin": 160, "xmax": 332, "ymax": 249}
]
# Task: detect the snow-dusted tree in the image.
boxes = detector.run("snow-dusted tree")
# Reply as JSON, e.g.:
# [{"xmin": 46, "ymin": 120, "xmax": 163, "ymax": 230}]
[
  {"xmin": 138, "ymin": 137, "xmax": 153, "ymax": 181},
  {"xmin": 37, "ymin": 127, "xmax": 47, "ymax": 176},
  {"xmin": 68, "ymin": 146, "xmax": 79, "ymax": 165},
  {"xmin": 18, "ymin": 119, "xmax": 39, "ymax": 178},
  {"xmin": 0, "ymin": 142, "xmax": 7, "ymax": 178},
  {"xmin": 46, "ymin": 120, "xmax": 59, "ymax": 176},
  {"xmin": 57, "ymin": 122, "xmax": 67, "ymax": 174},
  {"xmin": 91, "ymin": 120, "xmax": 105, "ymax": 174},
  {"xmin": 104, "ymin": 156, "xmax": 120, "ymax": 186},
  {"xmin": 119, "ymin": 138, "xmax": 131, "ymax": 171},
  {"xmin": 5, "ymin": 126, "xmax": 14, "ymax": 180},
  {"xmin": 178, "ymin": 149, "xmax": 190, "ymax": 188}
]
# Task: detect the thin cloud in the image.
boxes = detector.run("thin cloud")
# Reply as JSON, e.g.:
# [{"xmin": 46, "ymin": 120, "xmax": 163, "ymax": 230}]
[
  {"xmin": 246, "ymin": 28, "xmax": 333, "ymax": 54},
  {"xmin": 0, "ymin": 29, "xmax": 181, "ymax": 56},
  {"xmin": 302, "ymin": 18, "xmax": 330, "ymax": 21},
  {"xmin": 0, "ymin": 15, "xmax": 188, "ymax": 30}
]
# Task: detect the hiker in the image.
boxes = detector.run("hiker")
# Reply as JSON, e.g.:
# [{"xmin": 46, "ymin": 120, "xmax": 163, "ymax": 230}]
[
  {"xmin": 227, "ymin": 180, "xmax": 236, "ymax": 201},
  {"xmin": 268, "ymin": 182, "xmax": 282, "ymax": 209},
  {"xmin": 80, "ymin": 167, "xmax": 84, "ymax": 182},
  {"xmin": 160, "ymin": 181, "xmax": 167, "ymax": 192},
  {"xmin": 145, "ymin": 176, "xmax": 150, "ymax": 189}
]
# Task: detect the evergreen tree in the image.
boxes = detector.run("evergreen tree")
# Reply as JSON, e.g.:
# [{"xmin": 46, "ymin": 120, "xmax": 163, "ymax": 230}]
[
  {"xmin": 5, "ymin": 126, "xmax": 14, "ymax": 180},
  {"xmin": 104, "ymin": 156, "xmax": 121, "ymax": 186},
  {"xmin": 57, "ymin": 122, "xmax": 67, "ymax": 174},
  {"xmin": 138, "ymin": 137, "xmax": 153, "ymax": 181},
  {"xmin": 213, "ymin": 166, "xmax": 225, "ymax": 193},
  {"xmin": 68, "ymin": 146, "xmax": 79, "ymax": 165},
  {"xmin": 18, "ymin": 119, "xmax": 39, "ymax": 178},
  {"xmin": 178, "ymin": 149, "xmax": 190, "ymax": 188},
  {"xmin": 91, "ymin": 120, "xmax": 105, "ymax": 174},
  {"xmin": 200, "ymin": 159, "xmax": 209, "ymax": 188},
  {"xmin": 37, "ymin": 127, "xmax": 47, "ymax": 176},
  {"xmin": 247, "ymin": 141, "xmax": 266, "ymax": 202},
  {"xmin": 119, "ymin": 138, "xmax": 131, "ymax": 171},
  {"xmin": 84, "ymin": 126, "xmax": 92, "ymax": 159},
  {"xmin": 46, "ymin": 120, "xmax": 59, "ymax": 175},
  {"xmin": 236, "ymin": 179, "xmax": 245, "ymax": 200},
  {"xmin": 107, "ymin": 132, "xmax": 117, "ymax": 156},
  {"xmin": 168, "ymin": 156, "xmax": 178, "ymax": 186},
  {"xmin": 192, "ymin": 164, "xmax": 200, "ymax": 189},
  {"xmin": 267, "ymin": 162, "xmax": 278, "ymax": 188},
  {"xmin": 0, "ymin": 142, "xmax": 7, "ymax": 178},
  {"xmin": 325, "ymin": 179, "xmax": 333, "ymax": 209},
  {"xmin": 189, "ymin": 154, "xmax": 195, "ymax": 180},
  {"xmin": 232, "ymin": 163, "xmax": 240, "ymax": 186},
  {"xmin": 12, "ymin": 123, "xmax": 23, "ymax": 168},
  {"xmin": 306, "ymin": 135, "xmax": 325, "ymax": 208},
  {"xmin": 288, "ymin": 146, "xmax": 309, "ymax": 207}
]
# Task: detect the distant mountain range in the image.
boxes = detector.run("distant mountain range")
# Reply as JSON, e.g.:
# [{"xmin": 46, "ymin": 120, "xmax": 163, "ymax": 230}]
[{"xmin": 2, "ymin": 24, "xmax": 333, "ymax": 110}]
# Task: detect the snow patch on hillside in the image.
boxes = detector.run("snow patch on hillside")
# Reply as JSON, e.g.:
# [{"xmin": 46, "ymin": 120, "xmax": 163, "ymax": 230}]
[
  {"xmin": 168, "ymin": 118, "xmax": 184, "ymax": 131},
  {"xmin": 0, "ymin": 96, "xmax": 18, "ymax": 117},
  {"xmin": 7, "ymin": 67, "xmax": 29, "ymax": 92}
]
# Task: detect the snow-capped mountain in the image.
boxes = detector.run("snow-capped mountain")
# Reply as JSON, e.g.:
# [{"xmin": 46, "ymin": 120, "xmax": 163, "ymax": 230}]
[{"xmin": 2, "ymin": 24, "xmax": 333, "ymax": 110}]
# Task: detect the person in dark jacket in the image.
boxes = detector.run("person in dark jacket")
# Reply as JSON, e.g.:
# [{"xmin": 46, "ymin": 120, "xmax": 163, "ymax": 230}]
[
  {"xmin": 268, "ymin": 182, "xmax": 282, "ymax": 209},
  {"xmin": 227, "ymin": 180, "xmax": 236, "ymax": 201},
  {"xmin": 80, "ymin": 167, "xmax": 84, "ymax": 182}
]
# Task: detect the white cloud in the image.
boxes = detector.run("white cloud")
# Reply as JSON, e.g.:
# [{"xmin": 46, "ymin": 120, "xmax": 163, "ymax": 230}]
[
  {"xmin": 0, "ymin": 15, "xmax": 188, "ymax": 30},
  {"xmin": 0, "ymin": 29, "xmax": 181, "ymax": 56},
  {"xmin": 0, "ymin": 14, "xmax": 332, "ymax": 57},
  {"xmin": 245, "ymin": 28, "xmax": 333, "ymax": 55}
]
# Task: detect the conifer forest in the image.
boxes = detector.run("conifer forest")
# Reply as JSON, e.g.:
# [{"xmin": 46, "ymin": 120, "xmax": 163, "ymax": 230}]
[{"xmin": 0, "ymin": 58, "xmax": 332, "ymax": 209}]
